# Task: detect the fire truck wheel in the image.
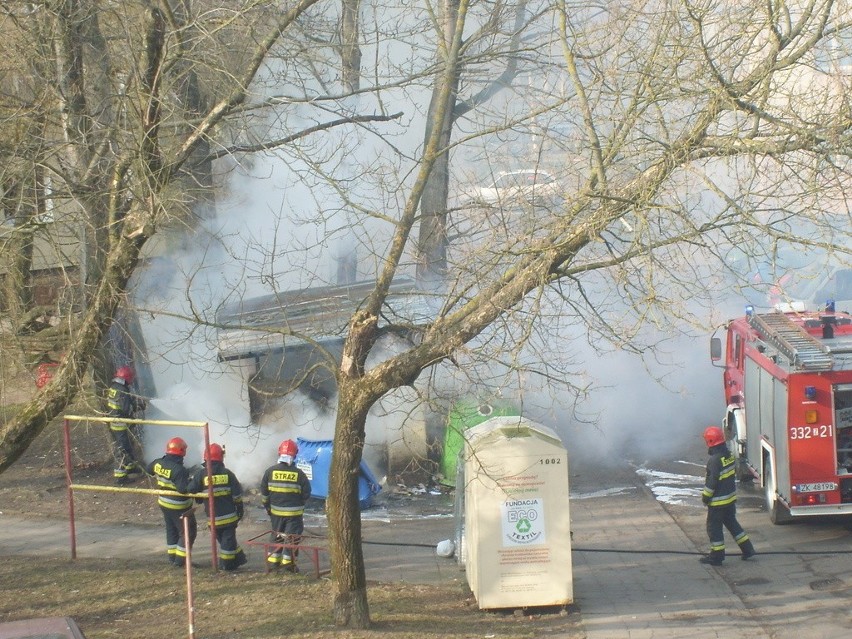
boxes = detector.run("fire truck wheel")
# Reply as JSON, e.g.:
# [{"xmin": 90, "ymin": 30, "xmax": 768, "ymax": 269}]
[{"xmin": 763, "ymin": 458, "xmax": 792, "ymax": 525}]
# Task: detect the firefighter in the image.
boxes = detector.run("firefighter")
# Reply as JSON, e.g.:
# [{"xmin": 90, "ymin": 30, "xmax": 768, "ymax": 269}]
[
  {"xmin": 260, "ymin": 439, "xmax": 311, "ymax": 572},
  {"xmin": 146, "ymin": 437, "xmax": 197, "ymax": 567},
  {"xmin": 188, "ymin": 443, "xmax": 248, "ymax": 571},
  {"xmin": 104, "ymin": 365, "xmax": 146, "ymax": 485},
  {"xmin": 700, "ymin": 426, "xmax": 756, "ymax": 565}
]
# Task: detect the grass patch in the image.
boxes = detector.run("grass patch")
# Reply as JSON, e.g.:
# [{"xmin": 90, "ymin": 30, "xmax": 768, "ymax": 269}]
[{"xmin": 0, "ymin": 557, "xmax": 581, "ymax": 638}]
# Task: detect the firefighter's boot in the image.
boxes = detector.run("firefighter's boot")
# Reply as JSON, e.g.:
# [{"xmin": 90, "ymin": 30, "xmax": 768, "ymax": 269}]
[
  {"xmin": 699, "ymin": 550, "xmax": 725, "ymax": 566},
  {"xmin": 739, "ymin": 539, "xmax": 756, "ymax": 560}
]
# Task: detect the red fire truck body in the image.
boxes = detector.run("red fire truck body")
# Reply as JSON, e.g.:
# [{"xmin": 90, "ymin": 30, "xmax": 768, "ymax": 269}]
[{"xmin": 712, "ymin": 308, "xmax": 852, "ymax": 524}]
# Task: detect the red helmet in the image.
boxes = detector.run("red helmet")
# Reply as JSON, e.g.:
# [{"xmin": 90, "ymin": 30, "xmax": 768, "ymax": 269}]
[
  {"xmin": 115, "ymin": 366, "xmax": 135, "ymax": 384},
  {"xmin": 278, "ymin": 439, "xmax": 298, "ymax": 458},
  {"xmin": 703, "ymin": 426, "xmax": 725, "ymax": 448},
  {"xmin": 204, "ymin": 443, "xmax": 225, "ymax": 462},
  {"xmin": 166, "ymin": 437, "xmax": 188, "ymax": 457}
]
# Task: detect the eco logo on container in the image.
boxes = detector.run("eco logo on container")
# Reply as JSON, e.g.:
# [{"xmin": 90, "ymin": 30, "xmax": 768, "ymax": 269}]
[{"xmin": 501, "ymin": 498, "xmax": 546, "ymax": 545}]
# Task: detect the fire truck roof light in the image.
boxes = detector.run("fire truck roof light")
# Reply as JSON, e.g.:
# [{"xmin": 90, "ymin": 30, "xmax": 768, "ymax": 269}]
[
  {"xmin": 745, "ymin": 305, "xmax": 754, "ymax": 317},
  {"xmin": 826, "ymin": 299, "xmax": 836, "ymax": 312},
  {"xmin": 805, "ymin": 386, "xmax": 817, "ymax": 400}
]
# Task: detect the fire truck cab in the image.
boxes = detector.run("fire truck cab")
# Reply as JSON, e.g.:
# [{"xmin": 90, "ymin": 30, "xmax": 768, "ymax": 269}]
[{"xmin": 711, "ymin": 306, "xmax": 852, "ymax": 524}]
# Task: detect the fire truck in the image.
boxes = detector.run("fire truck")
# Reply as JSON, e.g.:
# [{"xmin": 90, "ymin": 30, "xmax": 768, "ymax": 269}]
[{"xmin": 711, "ymin": 306, "xmax": 852, "ymax": 524}]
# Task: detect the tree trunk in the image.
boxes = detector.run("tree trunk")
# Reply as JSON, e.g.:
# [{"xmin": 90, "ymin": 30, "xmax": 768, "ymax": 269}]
[
  {"xmin": 340, "ymin": 0, "xmax": 362, "ymax": 93},
  {"xmin": 327, "ymin": 309, "xmax": 378, "ymax": 628},
  {"xmin": 416, "ymin": 120, "xmax": 454, "ymax": 287},
  {"xmin": 1, "ymin": 220, "xmax": 35, "ymax": 321},
  {"xmin": 327, "ymin": 381, "xmax": 371, "ymax": 628},
  {"xmin": 171, "ymin": 0, "xmax": 215, "ymax": 214},
  {"xmin": 415, "ymin": 0, "xmax": 460, "ymax": 287},
  {"xmin": 0, "ymin": 150, "xmax": 44, "ymax": 318}
]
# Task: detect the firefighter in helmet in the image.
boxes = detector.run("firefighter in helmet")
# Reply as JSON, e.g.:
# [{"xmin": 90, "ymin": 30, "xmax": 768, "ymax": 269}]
[
  {"xmin": 700, "ymin": 426, "xmax": 756, "ymax": 566},
  {"xmin": 146, "ymin": 437, "xmax": 197, "ymax": 567},
  {"xmin": 104, "ymin": 365, "xmax": 146, "ymax": 485},
  {"xmin": 188, "ymin": 443, "xmax": 248, "ymax": 571},
  {"xmin": 260, "ymin": 439, "xmax": 311, "ymax": 572}
]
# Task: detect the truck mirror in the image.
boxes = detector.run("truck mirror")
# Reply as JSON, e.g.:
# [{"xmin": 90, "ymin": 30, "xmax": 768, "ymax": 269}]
[{"xmin": 710, "ymin": 337, "xmax": 722, "ymax": 361}]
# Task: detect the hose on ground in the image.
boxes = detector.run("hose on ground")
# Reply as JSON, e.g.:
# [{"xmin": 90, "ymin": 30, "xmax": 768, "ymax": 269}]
[{"xmin": 361, "ymin": 540, "xmax": 852, "ymax": 556}]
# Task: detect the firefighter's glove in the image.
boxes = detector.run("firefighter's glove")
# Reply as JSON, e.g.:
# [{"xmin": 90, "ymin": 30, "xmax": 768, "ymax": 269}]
[{"xmin": 701, "ymin": 495, "xmax": 711, "ymax": 506}]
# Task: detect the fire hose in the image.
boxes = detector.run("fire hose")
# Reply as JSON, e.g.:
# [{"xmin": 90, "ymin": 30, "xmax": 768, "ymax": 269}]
[{"xmin": 361, "ymin": 540, "xmax": 852, "ymax": 556}]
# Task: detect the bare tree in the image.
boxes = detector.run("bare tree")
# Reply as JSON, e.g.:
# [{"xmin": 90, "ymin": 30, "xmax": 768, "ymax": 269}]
[
  {"xmin": 0, "ymin": 0, "xmax": 398, "ymax": 630},
  {"xmin": 417, "ymin": 0, "xmax": 531, "ymax": 285},
  {"xmin": 2, "ymin": 0, "xmax": 852, "ymax": 631},
  {"xmin": 324, "ymin": 0, "xmax": 852, "ymax": 625},
  {"xmin": 0, "ymin": 0, "xmax": 361, "ymax": 472}
]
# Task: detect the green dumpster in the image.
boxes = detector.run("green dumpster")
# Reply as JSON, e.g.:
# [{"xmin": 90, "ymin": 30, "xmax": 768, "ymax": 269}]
[{"xmin": 439, "ymin": 399, "xmax": 521, "ymax": 486}]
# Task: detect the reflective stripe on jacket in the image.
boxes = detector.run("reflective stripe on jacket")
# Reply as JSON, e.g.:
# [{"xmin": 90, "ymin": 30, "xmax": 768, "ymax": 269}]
[
  {"xmin": 106, "ymin": 381, "xmax": 133, "ymax": 418},
  {"xmin": 105, "ymin": 380, "xmax": 143, "ymax": 431},
  {"xmin": 260, "ymin": 462, "xmax": 311, "ymax": 518},
  {"xmin": 189, "ymin": 461, "xmax": 244, "ymax": 527},
  {"xmin": 702, "ymin": 444, "xmax": 738, "ymax": 507},
  {"xmin": 147, "ymin": 454, "xmax": 193, "ymax": 510}
]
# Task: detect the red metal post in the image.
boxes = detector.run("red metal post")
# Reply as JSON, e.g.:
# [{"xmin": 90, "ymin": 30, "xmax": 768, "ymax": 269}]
[
  {"xmin": 183, "ymin": 513, "xmax": 196, "ymax": 639},
  {"xmin": 63, "ymin": 418, "xmax": 77, "ymax": 559},
  {"xmin": 203, "ymin": 423, "xmax": 218, "ymax": 571}
]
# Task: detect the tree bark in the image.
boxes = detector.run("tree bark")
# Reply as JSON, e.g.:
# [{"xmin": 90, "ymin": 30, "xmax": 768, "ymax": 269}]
[
  {"xmin": 416, "ymin": 96, "xmax": 455, "ymax": 287},
  {"xmin": 341, "ymin": 0, "xmax": 362, "ymax": 93},
  {"xmin": 1, "ymin": 177, "xmax": 36, "ymax": 318},
  {"xmin": 328, "ymin": 309, "xmax": 378, "ymax": 628},
  {"xmin": 415, "ymin": 0, "xmax": 459, "ymax": 287},
  {"xmin": 327, "ymin": 382, "xmax": 370, "ymax": 627}
]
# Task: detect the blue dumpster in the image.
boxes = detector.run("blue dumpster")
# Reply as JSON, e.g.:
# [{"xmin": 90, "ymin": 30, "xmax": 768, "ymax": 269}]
[{"xmin": 295, "ymin": 438, "xmax": 382, "ymax": 509}]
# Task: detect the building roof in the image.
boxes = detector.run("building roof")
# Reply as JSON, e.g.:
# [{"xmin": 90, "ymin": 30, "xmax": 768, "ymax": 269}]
[{"xmin": 215, "ymin": 278, "xmax": 437, "ymax": 361}]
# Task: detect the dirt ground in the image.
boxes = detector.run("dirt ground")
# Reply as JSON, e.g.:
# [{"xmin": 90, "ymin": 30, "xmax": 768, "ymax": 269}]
[
  {"xmin": 0, "ymin": 389, "xmax": 583, "ymax": 639},
  {"xmin": 0, "ymin": 405, "xmax": 161, "ymax": 524}
]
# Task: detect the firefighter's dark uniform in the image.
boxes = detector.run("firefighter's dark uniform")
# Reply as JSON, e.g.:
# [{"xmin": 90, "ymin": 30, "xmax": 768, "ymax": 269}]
[
  {"xmin": 260, "ymin": 459, "xmax": 311, "ymax": 571},
  {"xmin": 147, "ymin": 453, "xmax": 197, "ymax": 567},
  {"xmin": 105, "ymin": 379, "xmax": 144, "ymax": 483},
  {"xmin": 702, "ymin": 442, "xmax": 756, "ymax": 565},
  {"xmin": 188, "ymin": 461, "xmax": 247, "ymax": 570}
]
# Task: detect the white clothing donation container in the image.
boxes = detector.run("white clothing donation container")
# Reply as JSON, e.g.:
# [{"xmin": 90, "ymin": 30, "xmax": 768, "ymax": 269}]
[{"xmin": 459, "ymin": 416, "xmax": 572, "ymax": 610}]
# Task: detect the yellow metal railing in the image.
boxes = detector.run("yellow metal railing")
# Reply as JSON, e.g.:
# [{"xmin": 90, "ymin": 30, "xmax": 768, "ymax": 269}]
[{"xmin": 61, "ymin": 415, "xmax": 217, "ymax": 569}]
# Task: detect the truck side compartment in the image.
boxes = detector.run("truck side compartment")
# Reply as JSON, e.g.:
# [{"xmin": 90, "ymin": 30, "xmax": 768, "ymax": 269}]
[{"xmin": 713, "ymin": 307, "xmax": 852, "ymax": 524}]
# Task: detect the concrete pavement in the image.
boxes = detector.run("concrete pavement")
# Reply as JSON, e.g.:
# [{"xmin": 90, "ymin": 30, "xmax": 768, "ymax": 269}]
[{"xmin": 568, "ymin": 480, "xmax": 769, "ymax": 638}]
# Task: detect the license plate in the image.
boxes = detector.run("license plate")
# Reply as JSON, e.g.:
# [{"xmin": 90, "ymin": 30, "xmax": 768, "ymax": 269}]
[{"xmin": 797, "ymin": 482, "xmax": 836, "ymax": 493}]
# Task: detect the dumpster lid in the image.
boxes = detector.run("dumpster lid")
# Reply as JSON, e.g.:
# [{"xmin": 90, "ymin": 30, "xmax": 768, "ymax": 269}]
[{"xmin": 465, "ymin": 416, "xmax": 563, "ymax": 448}]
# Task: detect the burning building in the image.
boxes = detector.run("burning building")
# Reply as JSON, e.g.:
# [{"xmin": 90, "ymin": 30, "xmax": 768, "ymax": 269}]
[{"xmin": 211, "ymin": 277, "xmax": 437, "ymax": 480}]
